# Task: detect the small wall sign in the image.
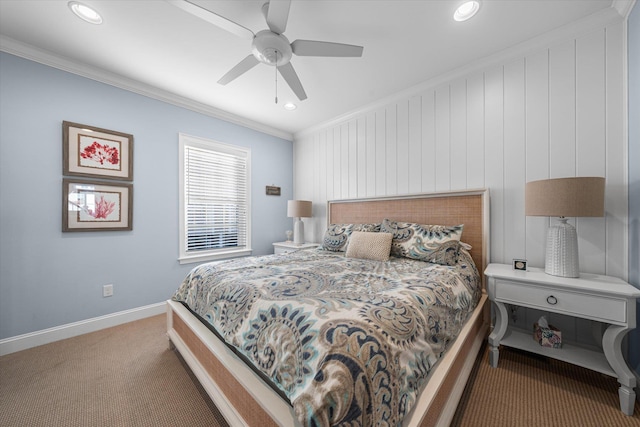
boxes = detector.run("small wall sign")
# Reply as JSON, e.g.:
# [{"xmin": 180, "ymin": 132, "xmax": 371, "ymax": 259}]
[{"xmin": 266, "ymin": 185, "xmax": 281, "ymax": 196}]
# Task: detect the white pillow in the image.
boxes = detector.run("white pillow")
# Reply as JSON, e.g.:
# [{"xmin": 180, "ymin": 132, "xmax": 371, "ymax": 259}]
[{"xmin": 345, "ymin": 231, "xmax": 393, "ymax": 262}]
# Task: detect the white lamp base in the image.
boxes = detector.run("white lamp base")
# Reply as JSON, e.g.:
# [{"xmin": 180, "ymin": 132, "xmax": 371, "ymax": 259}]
[
  {"xmin": 293, "ymin": 217, "xmax": 304, "ymax": 244},
  {"xmin": 545, "ymin": 218, "xmax": 579, "ymax": 278}
]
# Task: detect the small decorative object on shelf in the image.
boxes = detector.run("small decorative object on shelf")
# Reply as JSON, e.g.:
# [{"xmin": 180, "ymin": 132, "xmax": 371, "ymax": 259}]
[
  {"xmin": 533, "ymin": 316, "xmax": 562, "ymax": 348},
  {"xmin": 512, "ymin": 259, "xmax": 527, "ymax": 271},
  {"xmin": 285, "ymin": 230, "xmax": 293, "ymax": 242}
]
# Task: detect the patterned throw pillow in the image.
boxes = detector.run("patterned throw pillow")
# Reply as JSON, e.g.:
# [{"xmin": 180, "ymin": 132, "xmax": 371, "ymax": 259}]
[
  {"xmin": 420, "ymin": 239, "xmax": 463, "ymax": 266},
  {"xmin": 321, "ymin": 223, "xmax": 381, "ymax": 252},
  {"xmin": 345, "ymin": 231, "xmax": 393, "ymax": 261},
  {"xmin": 380, "ymin": 219, "xmax": 464, "ymax": 265}
]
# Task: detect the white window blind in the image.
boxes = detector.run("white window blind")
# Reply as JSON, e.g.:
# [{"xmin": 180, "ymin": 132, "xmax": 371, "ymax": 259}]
[{"xmin": 179, "ymin": 134, "xmax": 251, "ymax": 264}]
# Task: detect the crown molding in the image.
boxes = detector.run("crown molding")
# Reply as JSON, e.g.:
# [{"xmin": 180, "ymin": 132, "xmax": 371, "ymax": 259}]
[
  {"xmin": 0, "ymin": 36, "xmax": 293, "ymax": 142},
  {"xmin": 612, "ymin": 0, "xmax": 636, "ymax": 18},
  {"xmin": 294, "ymin": 6, "xmax": 622, "ymax": 139}
]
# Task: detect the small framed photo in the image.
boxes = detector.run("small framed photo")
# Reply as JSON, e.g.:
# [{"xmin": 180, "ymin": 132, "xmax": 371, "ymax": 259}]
[
  {"xmin": 513, "ymin": 259, "xmax": 527, "ymax": 271},
  {"xmin": 63, "ymin": 121, "xmax": 133, "ymax": 181},
  {"xmin": 63, "ymin": 178, "xmax": 133, "ymax": 232},
  {"xmin": 266, "ymin": 185, "xmax": 281, "ymax": 196}
]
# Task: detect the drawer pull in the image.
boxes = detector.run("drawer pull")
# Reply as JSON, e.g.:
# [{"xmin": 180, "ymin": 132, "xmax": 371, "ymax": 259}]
[{"xmin": 546, "ymin": 295, "xmax": 558, "ymax": 305}]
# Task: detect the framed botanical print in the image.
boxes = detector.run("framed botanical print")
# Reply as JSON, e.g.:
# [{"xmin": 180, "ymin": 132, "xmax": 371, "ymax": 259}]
[
  {"xmin": 62, "ymin": 178, "xmax": 133, "ymax": 232},
  {"xmin": 63, "ymin": 121, "xmax": 133, "ymax": 181}
]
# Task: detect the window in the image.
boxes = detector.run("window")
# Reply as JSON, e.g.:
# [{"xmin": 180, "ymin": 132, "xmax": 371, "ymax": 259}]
[{"xmin": 179, "ymin": 133, "xmax": 251, "ymax": 264}]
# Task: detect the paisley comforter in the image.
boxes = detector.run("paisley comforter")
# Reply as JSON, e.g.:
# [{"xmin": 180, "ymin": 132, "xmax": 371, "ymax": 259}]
[{"xmin": 173, "ymin": 248, "xmax": 481, "ymax": 426}]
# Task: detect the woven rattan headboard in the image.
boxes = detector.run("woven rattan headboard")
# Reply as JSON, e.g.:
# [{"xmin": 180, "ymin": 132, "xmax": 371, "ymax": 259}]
[{"xmin": 327, "ymin": 189, "xmax": 490, "ymax": 279}]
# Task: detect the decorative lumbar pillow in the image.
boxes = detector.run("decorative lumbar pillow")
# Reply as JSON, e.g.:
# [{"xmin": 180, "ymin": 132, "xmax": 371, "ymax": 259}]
[
  {"xmin": 380, "ymin": 219, "xmax": 464, "ymax": 265},
  {"xmin": 321, "ymin": 223, "xmax": 380, "ymax": 252},
  {"xmin": 345, "ymin": 231, "xmax": 393, "ymax": 261}
]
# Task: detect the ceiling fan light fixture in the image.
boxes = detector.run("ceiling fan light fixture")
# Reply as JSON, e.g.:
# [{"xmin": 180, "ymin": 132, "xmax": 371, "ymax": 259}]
[
  {"xmin": 68, "ymin": 1, "xmax": 103, "ymax": 25},
  {"xmin": 283, "ymin": 102, "xmax": 297, "ymax": 111},
  {"xmin": 454, "ymin": 1, "xmax": 480, "ymax": 22},
  {"xmin": 252, "ymin": 30, "xmax": 292, "ymax": 66}
]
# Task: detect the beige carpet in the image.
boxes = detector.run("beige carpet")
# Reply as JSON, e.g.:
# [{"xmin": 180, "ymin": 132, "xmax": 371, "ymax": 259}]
[
  {"xmin": 1, "ymin": 314, "xmax": 639, "ymax": 426},
  {"xmin": 0, "ymin": 315, "xmax": 228, "ymax": 427},
  {"xmin": 451, "ymin": 344, "xmax": 640, "ymax": 427}
]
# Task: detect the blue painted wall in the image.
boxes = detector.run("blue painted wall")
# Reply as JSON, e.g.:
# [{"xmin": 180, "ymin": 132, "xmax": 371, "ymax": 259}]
[
  {"xmin": 0, "ymin": 52, "xmax": 293, "ymax": 339},
  {"xmin": 628, "ymin": 2, "xmax": 640, "ymax": 374}
]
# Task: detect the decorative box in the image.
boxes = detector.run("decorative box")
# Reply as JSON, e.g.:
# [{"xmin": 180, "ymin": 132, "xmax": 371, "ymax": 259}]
[{"xmin": 533, "ymin": 322, "xmax": 562, "ymax": 348}]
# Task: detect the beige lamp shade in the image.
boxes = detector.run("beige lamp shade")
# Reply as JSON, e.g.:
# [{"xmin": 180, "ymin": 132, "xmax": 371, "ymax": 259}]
[
  {"xmin": 287, "ymin": 200, "xmax": 312, "ymax": 218},
  {"xmin": 525, "ymin": 177, "xmax": 605, "ymax": 218}
]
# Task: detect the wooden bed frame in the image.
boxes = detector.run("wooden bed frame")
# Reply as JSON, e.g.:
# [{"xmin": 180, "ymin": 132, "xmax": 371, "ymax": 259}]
[{"xmin": 167, "ymin": 189, "xmax": 490, "ymax": 427}]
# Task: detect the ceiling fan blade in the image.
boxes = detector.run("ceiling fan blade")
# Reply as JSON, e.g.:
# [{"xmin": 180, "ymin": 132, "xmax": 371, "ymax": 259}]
[
  {"xmin": 265, "ymin": 0, "xmax": 291, "ymax": 34},
  {"xmin": 291, "ymin": 40, "xmax": 364, "ymax": 57},
  {"xmin": 277, "ymin": 62, "xmax": 307, "ymax": 101},
  {"xmin": 168, "ymin": 0, "xmax": 254, "ymax": 40},
  {"xmin": 218, "ymin": 55, "xmax": 260, "ymax": 85}
]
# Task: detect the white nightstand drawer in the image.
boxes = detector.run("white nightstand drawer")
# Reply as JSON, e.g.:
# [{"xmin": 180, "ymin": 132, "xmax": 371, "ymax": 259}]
[{"xmin": 494, "ymin": 279, "xmax": 626, "ymax": 323}]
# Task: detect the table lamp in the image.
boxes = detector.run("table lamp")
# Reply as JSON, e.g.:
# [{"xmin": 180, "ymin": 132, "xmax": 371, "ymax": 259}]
[
  {"xmin": 287, "ymin": 200, "xmax": 312, "ymax": 245},
  {"xmin": 525, "ymin": 177, "xmax": 605, "ymax": 278}
]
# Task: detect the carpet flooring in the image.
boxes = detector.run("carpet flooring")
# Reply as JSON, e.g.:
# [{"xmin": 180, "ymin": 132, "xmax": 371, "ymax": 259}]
[
  {"xmin": 451, "ymin": 345, "xmax": 640, "ymax": 426},
  {"xmin": 0, "ymin": 315, "xmax": 227, "ymax": 427},
  {"xmin": 1, "ymin": 314, "xmax": 639, "ymax": 426}
]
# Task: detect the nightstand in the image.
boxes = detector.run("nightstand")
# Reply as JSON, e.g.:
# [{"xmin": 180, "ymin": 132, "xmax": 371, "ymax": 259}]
[
  {"xmin": 485, "ymin": 263, "xmax": 640, "ymax": 415},
  {"xmin": 272, "ymin": 241, "xmax": 319, "ymax": 254}
]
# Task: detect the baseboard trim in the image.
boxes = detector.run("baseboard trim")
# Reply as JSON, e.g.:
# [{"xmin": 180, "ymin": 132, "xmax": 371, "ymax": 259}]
[{"xmin": 0, "ymin": 302, "xmax": 166, "ymax": 356}]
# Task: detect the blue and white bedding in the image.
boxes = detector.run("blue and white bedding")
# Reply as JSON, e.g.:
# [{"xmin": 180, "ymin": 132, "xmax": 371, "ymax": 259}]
[{"xmin": 173, "ymin": 248, "xmax": 481, "ymax": 426}]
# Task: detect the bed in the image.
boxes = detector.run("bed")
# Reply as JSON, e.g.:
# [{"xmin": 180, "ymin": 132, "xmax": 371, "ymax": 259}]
[{"xmin": 167, "ymin": 189, "xmax": 490, "ymax": 426}]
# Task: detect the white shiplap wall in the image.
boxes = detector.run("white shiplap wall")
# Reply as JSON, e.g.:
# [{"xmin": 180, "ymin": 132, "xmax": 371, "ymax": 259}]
[{"xmin": 293, "ymin": 13, "xmax": 628, "ymax": 346}]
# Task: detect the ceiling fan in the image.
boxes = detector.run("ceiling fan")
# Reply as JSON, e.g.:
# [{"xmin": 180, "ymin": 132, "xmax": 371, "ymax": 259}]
[{"xmin": 168, "ymin": 0, "xmax": 364, "ymax": 101}]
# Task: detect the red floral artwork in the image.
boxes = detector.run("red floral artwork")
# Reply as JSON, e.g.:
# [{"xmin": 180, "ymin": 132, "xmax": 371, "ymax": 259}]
[
  {"xmin": 88, "ymin": 195, "xmax": 116, "ymax": 219},
  {"xmin": 69, "ymin": 194, "xmax": 117, "ymax": 220},
  {"xmin": 80, "ymin": 141, "xmax": 120, "ymax": 166}
]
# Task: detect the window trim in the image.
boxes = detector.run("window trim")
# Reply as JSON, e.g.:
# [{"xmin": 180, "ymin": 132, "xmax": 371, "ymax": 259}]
[{"xmin": 178, "ymin": 133, "xmax": 251, "ymax": 265}]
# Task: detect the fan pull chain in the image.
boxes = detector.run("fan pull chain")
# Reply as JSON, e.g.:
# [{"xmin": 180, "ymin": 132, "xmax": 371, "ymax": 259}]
[{"xmin": 274, "ymin": 50, "xmax": 278, "ymax": 104}]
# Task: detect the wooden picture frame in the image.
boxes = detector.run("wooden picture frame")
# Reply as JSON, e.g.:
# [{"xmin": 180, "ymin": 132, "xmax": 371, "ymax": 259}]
[
  {"xmin": 265, "ymin": 185, "xmax": 281, "ymax": 196},
  {"xmin": 63, "ymin": 121, "xmax": 133, "ymax": 181},
  {"xmin": 62, "ymin": 178, "xmax": 133, "ymax": 232}
]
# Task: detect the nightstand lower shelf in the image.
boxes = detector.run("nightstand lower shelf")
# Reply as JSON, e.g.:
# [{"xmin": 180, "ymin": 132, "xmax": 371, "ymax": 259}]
[{"xmin": 499, "ymin": 327, "xmax": 615, "ymax": 377}]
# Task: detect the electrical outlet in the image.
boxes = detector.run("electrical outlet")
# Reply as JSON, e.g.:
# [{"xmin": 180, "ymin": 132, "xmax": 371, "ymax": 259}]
[{"xmin": 103, "ymin": 284, "xmax": 114, "ymax": 297}]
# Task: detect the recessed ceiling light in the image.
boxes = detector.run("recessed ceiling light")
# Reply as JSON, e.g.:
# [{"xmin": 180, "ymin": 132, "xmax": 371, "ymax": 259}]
[
  {"xmin": 454, "ymin": 1, "xmax": 480, "ymax": 22},
  {"xmin": 68, "ymin": 1, "xmax": 103, "ymax": 25},
  {"xmin": 283, "ymin": 102, "xmax": 297, "ymax": 111}
]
